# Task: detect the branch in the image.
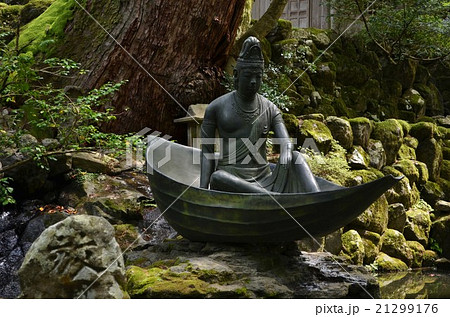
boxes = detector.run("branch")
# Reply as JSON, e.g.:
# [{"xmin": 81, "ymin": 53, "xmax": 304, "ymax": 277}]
[{"xmin": 353, "ymin": 0, "xmax": 397, "ymax": 64}]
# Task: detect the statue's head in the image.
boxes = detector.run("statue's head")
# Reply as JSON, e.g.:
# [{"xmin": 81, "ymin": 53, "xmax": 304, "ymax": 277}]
[{"xmin": 234, "ymin": 36, "xmax": 264, "ymax": 96}]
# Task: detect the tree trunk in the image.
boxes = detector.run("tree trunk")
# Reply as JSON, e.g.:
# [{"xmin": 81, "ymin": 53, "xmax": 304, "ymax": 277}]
[{"xmin": 59, "ymin": 0, "xmax": 245, "ymax": 142}]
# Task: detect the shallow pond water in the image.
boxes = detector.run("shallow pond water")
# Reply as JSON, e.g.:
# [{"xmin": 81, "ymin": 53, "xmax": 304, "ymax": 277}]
[{"xmin": 376, "ymin": 269, "xmax": 450, "ymax": 299}]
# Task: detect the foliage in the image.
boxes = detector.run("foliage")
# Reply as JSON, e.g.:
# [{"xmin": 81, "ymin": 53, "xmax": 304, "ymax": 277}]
[
  {"xmin": 429, "ymin": 237, "xmax": 443, "ymax": 255},
  {"xmin": 326, "ymin": 0, "xmax": 450, "ymax": 61},
  {"xmin": 0, "ymin": 177, "xmax": 16, "ymax": 206},
  {"xmin": 303, "ymin": 140, "xmax": 353, "ymax": 185}
]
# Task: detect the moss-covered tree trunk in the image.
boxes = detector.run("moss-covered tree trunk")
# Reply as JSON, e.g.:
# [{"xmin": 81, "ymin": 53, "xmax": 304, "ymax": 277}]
[{"xmin": 60, "ymin": 0, "xmax": 245, "ymax": 141}]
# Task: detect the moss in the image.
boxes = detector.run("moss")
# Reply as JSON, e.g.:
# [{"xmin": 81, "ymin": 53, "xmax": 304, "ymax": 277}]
[
  {"xmin": 340, "ymin": 230, "xmax": 365, "ymax": 265},
  {"xmin": 375, "ymin": 252, "xmax": 408, "ymax": 272},
  {"xmin": 348, "ymin": 117, "xmax": 373, "ymax": 149},
  {"xmin": 310, "ymin": 62, "xmax": 336, "ymax": 94},
  {"xmin": 414, "ymin": 161, "xmax": 429, "ymax": 184},
  {"xmin": 437, "ymin": 126, "xmax": 450, "ymax": 140},
  {"xmin": 114, "ymin": 224, "xmax": 139, "ymax": 251},
  {"xmin": 298, "ymin": 119, "xmax": 333, "ymax": 154},
  {"xmin": 372, "ymin": 119, "xmax": 404, "ymax": 165},
  {"xmin": 407, "ymin": 241, "xmax": 425, "ymax": 268},
  {"xmin": 416, "ymin": 138, "xmax": 443, "ymax": 182},
  {"xmin": 380, "ymin": 229, "xmax": 413, "ymax": 266},
  {"xmin": 282, "ymin": 113, "xmax": 299, "ymax": 136},
  {"xmin": 393, "ymin": 159, "xmax": 419, "ymax": 184},
  {"xmin": 397, "ymin": 119, "xmax": 411, "ymax": 135},
  {"xmin": 16, "ymin": 0, "xmax": 76, "ymax": 54},
  {"xmin": 397, "ymin": 144, "xmax": 416, "ymax": 160},
  {"xmin": 404, "ymin": 208, "xmax": 432, "ymax": 246},
  {"xmin": 410, "ymin": 122, "xmax": 435, "ymax": 141},
  {"xmin": 441, "ymin": 160, "xmax": 450, "ymax": 180},
  {"xmin": 443, "ymin": 147, "xmax": 450, "ymax": 160},
  {"xmin": 404, "ymin": 136, "xmax": 419, "ymax": 149},
  {"xmin": 422, "ymin": 250, "xmax": 438, "ymax": 267}
]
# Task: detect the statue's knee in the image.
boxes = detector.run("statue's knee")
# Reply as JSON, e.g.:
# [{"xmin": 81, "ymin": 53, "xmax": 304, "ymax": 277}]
[{"xmin": 210, "ymin": 170, "xmax": 228, "ymax": 188}]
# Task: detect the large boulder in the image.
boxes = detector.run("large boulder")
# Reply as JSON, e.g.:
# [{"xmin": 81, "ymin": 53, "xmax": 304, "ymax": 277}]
[
  {"xmin": 71, "ymin": 151, "xmax": 120, "ymax": 175},
  {"xmin": 325, "ymin": 116, "xmax": 353, "ymax": 149},
  {"xmin": 430, "ymin": 215, "xmax": 450, "ymax": 259},
  {"xmin": 348, "ymin": 117, "xmax": 372, "ymax": 149},
  {"xmin": 403, "ymin": 208, "xmax": 432, "ymax": 247},
  {"xmin": 372, "ymin": 119, "xmax": 404, "ymax": 165},
  {"xmin": 380, "ymin": 229, "xmax": 413, "ymax": 267},
  {"xmin": 340, "ymin": 230, "xmax": 365, "ymax": 265},
  {"xmin": 406, "ymin": 241, "xmax": 425, "ymax": 268},
  {"xmin": 374, "ymin": 253, "xmax": 408, "ymax": 272},
  {"xmin": 18, "ymin": 215, "xmax": 126, "ymax": 298},
  {"xmin": 416, "ymin": 138, "xmax": 443, "ymax": 182},
  {"xmin": 409, "ymin": 122, "xmax": 436, "ymax": 141}
]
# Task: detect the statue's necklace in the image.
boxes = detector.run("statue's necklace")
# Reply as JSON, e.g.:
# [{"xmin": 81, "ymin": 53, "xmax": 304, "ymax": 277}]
[{"xmin": 232, "ymin": 92, "xmax": 260, "ymax": 123}]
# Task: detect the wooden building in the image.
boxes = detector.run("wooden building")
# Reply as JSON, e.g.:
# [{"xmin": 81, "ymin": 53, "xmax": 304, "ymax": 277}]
[{"xmin": 251, "ymin": 0, "xmax": 331, "ymax": 29}]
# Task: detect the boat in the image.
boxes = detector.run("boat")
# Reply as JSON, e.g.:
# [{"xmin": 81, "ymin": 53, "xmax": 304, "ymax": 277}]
[{"xmin": 146, "ymin": 136, "xmax": 401, "ymax": 243}]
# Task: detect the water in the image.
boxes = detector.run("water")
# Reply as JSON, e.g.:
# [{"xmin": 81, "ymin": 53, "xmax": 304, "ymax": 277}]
[{"xmin": 376, "ymin": 269, "xmax": 450, "ymax": 299}]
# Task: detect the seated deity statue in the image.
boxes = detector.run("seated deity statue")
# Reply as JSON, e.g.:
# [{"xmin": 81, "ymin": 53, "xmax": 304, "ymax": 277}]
[{"xmin": 200, "ymin": 36, "xmax": 320, "ymax": 194}]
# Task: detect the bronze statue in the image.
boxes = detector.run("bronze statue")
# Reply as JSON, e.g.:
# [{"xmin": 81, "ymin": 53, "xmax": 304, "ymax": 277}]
[{"xmin": 200, "ymin": 37, "xmax": 320, "ymax": 193}]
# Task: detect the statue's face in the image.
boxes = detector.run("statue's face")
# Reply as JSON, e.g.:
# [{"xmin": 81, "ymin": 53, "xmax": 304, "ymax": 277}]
[{"xmin": 236, "ymin": 67, "xmax": 263, "ymax": 97}]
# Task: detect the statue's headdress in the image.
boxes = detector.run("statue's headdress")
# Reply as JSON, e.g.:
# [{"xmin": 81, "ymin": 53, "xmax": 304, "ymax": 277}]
[{"xmin": 236, "ymin": 36, "xmax": 264, "ymax": 69}]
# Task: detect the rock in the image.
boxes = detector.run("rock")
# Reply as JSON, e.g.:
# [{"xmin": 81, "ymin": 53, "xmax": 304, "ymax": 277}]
[
  {"xmin": 416, "ymin": 138, "xmax": 442, "ymax": 182},
  {"xmin": 41, "ymin": 138, "xmax": 59, "ymax": 150},
  {"xmin": 348, "ymin": 117, "xmax": 372, "ymax": 149},
  {"xmin": 400, "ymin": 89, "xmax": 426, "ymax": 117},
  {"xmin": 310, "ymin": 91, "xmax": 322, "ymax": 107},
  {"xmin": 124, "ymin": 239, "xmax": 379, "ymax": 298},
  {"xmin": 430, "ymin": 215, "xmax": 450, "ymax": 259},
  {"xmin": 380, "ymin": 229, "xmax": 413, "ymax": 267},
  {"xmin": 282, "ymin": 113, "xmax": 300, "ymax": 136},
  {"xmin": 348, "ymin": 191, "xmax": 389, "ymax": 235},
  {"xmin": 383, "ymin": 170, "xmax": 420, "ymax": 209},
  {"xmin": 58, "ymin": 173, "xmax": 147, "ymax": 224},
  {"xmin": 393, "ymin": 159, "xmax": 420, "ymax": 184},
  {"xmin": 71, "ymin": 151, "xmax": 120, "ymax": 174},
  {"xmin": 397, "ymin": 120, "xmax": 411, "ymax": 136},
  {"xmin": 407, "ymin": 241, "xmax": 425, "ymax": 268},
  {"xmin": 410, "ymin": 122, "xmax": 436, "ymax": 141},
  {"xmin": 403, "ymin": 208, "xmax": 432, "ymax": 247},
  {"xmin": 415, "ymin": 83, "xmax": 444, "ymax": 117},
  {"xmin": 359, "ymin": 231, "xmax": 380, "ymax": 265},
  {"xmin": 325, "ymin": 116, "xmax": 353, "ymax": 149},
  {"xmin": 435, "ymin": 200, "xmax": 450, "ymax": 213},
  {"xmin": 18, "ymin": 215, "xmax": 126, "ymax": 298},
  {"xmin": 340, "ymin": 230, "xmax": 365, "ymax": 265},
  {"xmin": 435, "ymin": 115, "xmax": 450, "ymax": 128},
  {"xmin": 397, "ymin": 144, "xmax": 416, "ymax": 160},
  {"xmin": 435, "ymin": 258, "xmax": 450, "ymax": 271},
  {"xmin": 441, "ymin": 160, "xmax": 450, "ymax": 180},
  {"xmin": 310, "ymin": 62, "xmax": 336, "ymax": 94},
  {"xmin": 347, "ymin": 146, "xmax": 369, "ymax": 170},
  {"xmin": 372, "ymin": 119, "xmax": 404, "ymax": 165},
  {"xmin": 366, "ymin": 139, "xmax": 386, "ymax": 170},
  {"xmin": 421, "ymin": 181, "xmax": 445, "ymax": 206},
  {"xmin": 375, "ymin": 252, "xmax": 409, "ymax": 272},
  {"xmin": 414, "ymin": 161, "xmax": 429, "ymax": 185},
  {"xmin": 19, "ymin": 134, "xmax": 38, "ymax": 147},
  {"xmin": 383, "ymin": 58, "xmax": 418, "ymax": 89},
  {"xmin": 388, "ymin": 203, "xmax": 406, "ymax": 232},
  {"xmin": 404, "ymin": 136, "xmax": 419, "ymax": 149},
  {"xmin": 298, "ymin": 119, "xmax": 333, "ymax": 154},
  {"xmin": 422, "ymin": 250, "xmax": 438, "ymax": 267},
  {"xmin": 266, "ymin": 19, "xmax": 292, "ymax": 43}
]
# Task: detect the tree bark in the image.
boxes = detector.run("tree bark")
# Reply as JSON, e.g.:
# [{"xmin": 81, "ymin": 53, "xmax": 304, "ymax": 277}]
[
  {"xmin": 59, "ymin": 0, "xmax": 245, "ymax": 142},
  {"xmin": 231, "ymin": 0, "xmax": 288, "ymax": 57}
]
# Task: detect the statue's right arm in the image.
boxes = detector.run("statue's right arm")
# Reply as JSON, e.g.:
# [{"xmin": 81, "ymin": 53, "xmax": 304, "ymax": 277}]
[{"xmin": 200, "ymin": 104, "xmax": 217, "ymax": 189}]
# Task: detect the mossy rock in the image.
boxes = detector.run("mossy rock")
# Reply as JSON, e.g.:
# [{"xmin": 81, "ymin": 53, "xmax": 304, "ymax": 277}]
[
  {"xmin": 305, "ymin": 27, "xmax": 331, "ymax": 49},
  {"xmin": 420, "ymin": 181, "xmax": 445, "ymax": 206},
  {"xmin": 397, "ymin": 119, "xmax": 411, "ymax": 136},
  {"xmin": 16, "ymin": 0, "xmax": 76, "ymax": 54},
  {"xmin": 403, "ymin": 208, "xmax": 432, "ymax": 247},
  {"xmin": 309, "ymin": 62, "xmax": 336, "ymax": 94},
  {"xmin": 282, "ymin": 113, "xmax": 299, "ymax": 136},
  {"xmin": 332, "ymin": 97, "xmax": 352, "ymax": 117},
  {"xmin": 430, "ymin": 215, "xmax": 450, "ymax": 259},
  {"xmin": 393, "ymin": 159, "xmax": 420, "ymax": 184},
  {"xmin": 440, "ymin": 160, "xmax": 450, "ymax": 180},
  {"xmin": 366, "ymin": 139, "xmax": 386, "ymax": 170},
  {"xmin": 290, "ymin": 69, "xmax": 314, "ymax": 93},
  {"xmin": 407, "ymin": 241, "xmax": 425, "ymax": 268},
  {"xmin": 271, "ymin": 38, "xmax": 299, "ymax": 66},
  {"xmin": 362, "ymin": 237, "xmax": 379, "ymax": 265},
  {"xmin": 414, "ymin": 83, "xmax": 444, "ymax": 117},
  {"xmin": 410, "ymin": 122, "xmax": 436, "ymax": 141},
  {"xmin": 438, "ymin": 178, "xmax": 450, "ymax": 201},
  {"xmin": 383, "ymin": 58, "xmax": 418, "ymax": 89},
  {"xmin": 347, "ymin": 146, "xmax": 370, "ymax": 170},
  {"xmin": 404, "ymin": 136, "xmax": 419, "ymax": 149},
  {"xmin": 388, "ymin": 203, "xmax": 406, "ymax": 232},
  {"xmin": 298, "ymin": 119, "xmax": 333, "ymax": 154},
  {"xmin": 383, "ymin": 171, "xmax": 420, "ymax": 209},
  {"xmin": 372, "ymin": 119, "xmax": 404, "ymax": 165},
  {"xmin": 266, "ymin": 19, "xmax": 293, "ymax": 44},
  {"xmin": 397, "ymin": 144, "xmax": 416, "ymax": 160},
  {"xmin": 374, "ymin": 252, "xmax": 408, "ymax": 272},
  {"xmin": 340, "ymin": 230, "xmax": 365, "ymax": 265},
  {"xmin": 399, "ymin": 89, "xmax": 426, "ymax": 117},
  {"xmin": 348, "ymin": 117, "xmax": 372, "ymax": 149},
  {"xmin": 414, "ymin": 161, "xmax": 429, "ymax": 185},
  {"xmin": 335, "ymin": 54, "xmax": 371, "ymax": 87},
  {"xmin": 416, "ymin": 138, "xmax": 443, "ymax": 182},
  {"xmin": 381, "ymin": 79, "xmax": 403, "ymax": 98},
  {"xmin": 422, "ymin": 250, "xmax": 438, "ymax": 267},
  {"xmin": 380, "ymin": 229, "xmax": 413, "ymax": 267},
  {"xmin": 443, "ymin": 147, "xmax": 450, "ymax": 160},
  {"xmin": 325, "ymin": 116, "xmax": 353, "ymax": 149}
]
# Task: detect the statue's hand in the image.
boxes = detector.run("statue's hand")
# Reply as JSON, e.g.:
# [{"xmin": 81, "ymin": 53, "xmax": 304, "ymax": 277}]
[{"xmin": 279, "ymin": 147, "xmax": 292, "ymax": 169}]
